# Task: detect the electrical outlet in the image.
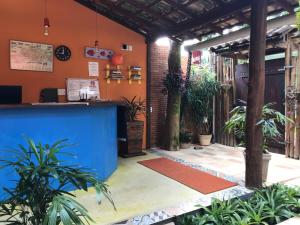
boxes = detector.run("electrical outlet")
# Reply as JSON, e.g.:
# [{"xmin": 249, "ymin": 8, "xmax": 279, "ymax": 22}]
[{"xmin": 122, "ymin": 44, "xmax": 133, "ymax": 51}]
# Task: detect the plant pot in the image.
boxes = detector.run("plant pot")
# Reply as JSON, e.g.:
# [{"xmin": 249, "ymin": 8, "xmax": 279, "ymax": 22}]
[
  {"xmin": 243, "ymin": 151, "xmax": 272, "ymax": 182},
  {"xmin": 126, "ymin": 120, "xmax": 144, "ymax": 155},
  {"xmin": 199, "ymin": 134, "xmax": 212, "ymax": 146},
  {"xmin": 262, "ymin": 153, "xmax": 272, "ymax": 182},
  {"xmin": 180, "ymin": 143, "xmax": 190, "ymax": 149}
]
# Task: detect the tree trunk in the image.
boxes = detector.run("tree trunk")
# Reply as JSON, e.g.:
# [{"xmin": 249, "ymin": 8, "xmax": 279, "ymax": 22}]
[
  {"xmin": 165, "ymin": 41, "xmax": 182, "ymax": 151},
  {"xmin": 245, "ymin": 0, "xmax": 267, "ymax": 188}
]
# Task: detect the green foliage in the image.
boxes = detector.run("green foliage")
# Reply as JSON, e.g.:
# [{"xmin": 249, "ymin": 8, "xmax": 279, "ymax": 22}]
[
  {"xmin": 177, "ymin": 184, "xmax": 300, "ymax": 225},
  {"xmin": 0, "ymin": 138, "xmax": 115, "ymax": 225},
  {"xmin": 297, "ymin": 1, "xmax": 300, "ymax": 30},
  {"xmin": 179, "ymin": 131, "xmax": 192, "ymax": 143},
  {"xmin": 122, "ymin": 96, "xmax": 146, "ymax": 121},
  {"xmin": 224, "ymin": 103, "xmax": 292, "ymax": 152},
  {"xmin": 162, "ymin": 72, "xmax": 186, "ymax": 95},
  {"xmin": 187, "ymin": 66, "xmax": 220, "ymax": 134}
]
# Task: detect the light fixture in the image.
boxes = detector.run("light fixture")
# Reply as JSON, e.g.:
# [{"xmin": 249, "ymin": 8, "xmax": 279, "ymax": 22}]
[
  {"xmin": 43, "ymin": 0, "xmax": 50, "ymax": 36},
  {"xmin": 94, "ymin": 3, "xmax": 99, "ymax": 49}
]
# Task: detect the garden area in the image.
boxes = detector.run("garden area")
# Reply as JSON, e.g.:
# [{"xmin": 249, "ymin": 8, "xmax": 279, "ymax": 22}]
[{"xmin": 1, "ymin": 0, "xmax": 300, "ymax": 225}]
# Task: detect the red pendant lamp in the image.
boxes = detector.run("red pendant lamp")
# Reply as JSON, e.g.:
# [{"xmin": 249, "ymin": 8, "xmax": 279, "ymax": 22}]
[
  {"xmin": 43, "ymin": 0, "xmax": 50, "ymax": 36},
  {"xmin": 94, "ymin": 2, "xmax": 99, "ymax": 49}
]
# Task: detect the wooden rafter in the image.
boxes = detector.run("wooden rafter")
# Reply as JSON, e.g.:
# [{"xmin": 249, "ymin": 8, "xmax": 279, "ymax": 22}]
[
  {"xmin": 126, "ymin": 0, "xmax": 174, "ymax": 26},
  {"xmin": 94, "ymin": 0, "xmax": 156, "ymax": 31},
  {"xmin": 75, "ymin": 0, "xmax": 149, "ymax": 36},
  {"xmin": 164, "ymin": 0, "xmax": 225, "ymax": 36},
  {"xmin": 135, "ymin": 0, "xmax": 162, "ymax": 16},
  {"xmin": 165, "ymin": 0, "xmax": 252, "ymax": 37},
  {"xmin": 275, "ymin": 0, "xmax": 295, "ymax": 14}
]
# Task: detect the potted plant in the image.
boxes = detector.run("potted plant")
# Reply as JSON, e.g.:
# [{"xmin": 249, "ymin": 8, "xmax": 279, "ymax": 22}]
[
  {"xmin": 180, "ymin": 131, "xmax": 192, "ymax": 149},
  {"xmin": 121, "ymin": 96, "xmax": 146, "ymax": 157},
  {"xmin": 187, "ymin": 67, "xmax": 220, "ymax": 146},
  {"xmin": 224, "ymin": 103, "xmax": 292, "ymax": 181},
  {"xmin": 0, "ymin": 138, "xmax": 115, "ymax": 225}
]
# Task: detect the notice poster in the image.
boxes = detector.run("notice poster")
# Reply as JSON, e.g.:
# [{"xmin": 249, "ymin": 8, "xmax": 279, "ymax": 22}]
[
  {"xmin": 10, "ymin": 40, "xmax": 53, "ymax": 72},
  {"xmin": 66, "ymin": 78, "xmax": 100, "ymax": 101},
  {"xmin": 88, "ymin": 62, "xmax": 99, "ymax": 77}
]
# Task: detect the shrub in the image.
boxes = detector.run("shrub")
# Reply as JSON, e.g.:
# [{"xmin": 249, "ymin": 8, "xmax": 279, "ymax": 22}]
[
  {"xmin": 177, "ymin": 184, "xmax": 299, "ymax": 225},
  {"xmin": 187, "ymin": 67, "xmax": 220, "ymax": 135},
  {"xmin": 0, "ymin": 138, "xmax": 115, "ymax": 225}
]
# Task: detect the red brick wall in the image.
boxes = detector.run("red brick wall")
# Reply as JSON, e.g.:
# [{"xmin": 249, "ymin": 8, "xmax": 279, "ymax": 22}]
[{"xmin": 150, "ymin": 43, "xmax": 188, "ymax": 147}]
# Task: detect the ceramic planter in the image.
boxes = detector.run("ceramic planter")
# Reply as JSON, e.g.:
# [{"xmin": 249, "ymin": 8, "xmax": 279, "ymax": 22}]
[
  {"xmin": 180, "ymin": 143, "xmax": 190, "ymax": 149},
  {"xmin": 199, "ymin": 134, "xmax": 212, "ymax": 146},
  {"xmin": 243, "ymin": 151, "xmax": 272, "ymax": 182}
]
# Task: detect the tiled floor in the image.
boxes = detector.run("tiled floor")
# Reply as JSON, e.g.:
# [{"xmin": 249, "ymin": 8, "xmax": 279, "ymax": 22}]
[
  {"xmin": 156, "ymin": 144, "xmax": 300, "ymax": 186},
  {"xmin": 73, "ymin": 144, "xmax": 300, "ymax": 225}
]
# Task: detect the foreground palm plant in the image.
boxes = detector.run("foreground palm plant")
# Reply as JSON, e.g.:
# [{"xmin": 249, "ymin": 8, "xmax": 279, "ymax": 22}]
[{"xmin": 0, "ymin": 138, "xmax": 115, "ymax": 225}]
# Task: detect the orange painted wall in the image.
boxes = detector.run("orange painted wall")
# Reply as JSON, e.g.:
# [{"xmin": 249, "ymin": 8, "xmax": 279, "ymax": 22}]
[{"xmin": 0, "ymin": 0, "xmax": 147, "ymax": 148}]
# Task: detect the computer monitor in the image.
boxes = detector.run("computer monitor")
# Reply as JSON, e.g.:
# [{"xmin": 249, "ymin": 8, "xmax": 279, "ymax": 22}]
[{"xmin": 0, "ymin": 86, "xmax": 22, "ymax": 104}]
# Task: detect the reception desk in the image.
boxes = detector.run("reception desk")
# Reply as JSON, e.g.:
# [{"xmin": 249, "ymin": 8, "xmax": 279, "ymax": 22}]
[{"xmin": 0, "ymin": 102, "xmax": 118, "ymax": 190}]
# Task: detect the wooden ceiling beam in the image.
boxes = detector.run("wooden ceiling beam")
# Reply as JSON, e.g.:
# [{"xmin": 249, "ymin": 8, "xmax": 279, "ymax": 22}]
[
  {"xmin": 126, "ymin": 0, "xmax": 174, "ymax": 25},
  {"xmin": 135, "ymin": 0, "xmax": 162, "ymax": 15},
  {"xmin": 274, "ymin": 0, "xmax": 295, "ymax": 15},
  {"xmin": 94, "ymin": 0, "xmax": 156, "ymax": 30},
  {"xmin": 163, "ymin": 0, "xmax": 252, "ymax": 37},
  {"xmin": 236, "ymin": 13, "xmax": 251, "ymax": 25},
  {"xmin": 75, "ymin": 0, "xmax": 149, "ymax": 36}
]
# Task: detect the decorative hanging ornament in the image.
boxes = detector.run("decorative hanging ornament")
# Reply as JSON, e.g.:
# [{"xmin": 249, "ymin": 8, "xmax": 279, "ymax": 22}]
[
  {"xmin": 43, "ymin": 0, "xmax": 50, "ymax": 36},
  {"xmin": 94, "ymin": 2, "xmax": 99, "ymax": 48},
  {"xmin": 43, "ymin": 17, "xmax": 50, "ymax": 36}
]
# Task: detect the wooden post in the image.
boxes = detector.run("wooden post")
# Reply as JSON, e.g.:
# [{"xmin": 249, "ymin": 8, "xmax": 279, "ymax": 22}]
[
  {"xmin": 294, "ymin": 45, "xmax": 300, "ymax": 159},
  {"xmin": 245, "ymin": 0, "xmax": 267, "ymax": 188},
  {"xmin": 285, "ymin": 42, "xmax": 292, "ymax": 157},
  {"xmin": 164, "ymin": 41, "xmax": 182, "ymax": 151}
]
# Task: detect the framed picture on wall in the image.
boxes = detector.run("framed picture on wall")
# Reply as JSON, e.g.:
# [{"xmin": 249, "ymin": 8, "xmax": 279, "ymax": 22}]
[{"xmin": 10, "ymin": 40, "xmax": 53, "ymax": 72}]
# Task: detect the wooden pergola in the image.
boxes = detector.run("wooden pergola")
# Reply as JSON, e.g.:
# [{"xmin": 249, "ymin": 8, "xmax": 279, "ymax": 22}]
[{"xmin": 76, "ymin": 0, "xmax": 299, "ymax": 188}]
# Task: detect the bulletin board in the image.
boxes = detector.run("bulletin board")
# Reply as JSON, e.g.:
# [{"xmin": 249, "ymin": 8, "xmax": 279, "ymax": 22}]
[{"xmin": 66, "ymin": 78, "xmax": 100, "ymax": 101}]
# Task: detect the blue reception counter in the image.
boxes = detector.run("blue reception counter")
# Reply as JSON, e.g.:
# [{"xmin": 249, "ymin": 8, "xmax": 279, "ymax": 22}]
[{"xmin": 0, "ymin": 102, "xmax": 118, "ymax": 191}]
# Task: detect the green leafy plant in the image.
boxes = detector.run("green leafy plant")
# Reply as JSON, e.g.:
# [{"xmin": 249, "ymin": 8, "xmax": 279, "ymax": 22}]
[
  {"xmin": 224, "ymin": 103, "xmax": 292, "ymax": 152},
  {"xmin": 122, "ymin": 96, "xmax": 146, "ymax": 121},
  {"xmin": 177, "ymin": 184, "xmax": 300, "ymax": 225},
  {"xmin": 0, "ymin": 139, "xmax": 115, "ymax": 225},
  {"xmin": 297, "ymin": 1, "xmax": 300, "ymax": 30},
  {"xmin": 179, "ymin": 131, "xmax": 192, "ymax": 144},
  {"xmin": 162, "ymin": 72, "xmax": 186, "ymax": 95},
  {"xmin": 187, "ymin": 67, "xmax": 220, "ymax": 134}
]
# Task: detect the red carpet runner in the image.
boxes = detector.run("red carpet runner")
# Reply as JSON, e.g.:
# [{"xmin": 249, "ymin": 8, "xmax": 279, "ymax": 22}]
[{"xmin": 139, "ymin": 157, "xmax": 237, "ymax": 194}]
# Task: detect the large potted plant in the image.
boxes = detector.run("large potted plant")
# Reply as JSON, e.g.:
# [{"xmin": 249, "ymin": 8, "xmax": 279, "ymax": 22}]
[
  {"xmin": 224, "ymin": 103, "xmax": 292, "ymax": 181},
  {"xmin": 187, "ymin": 67, "xmax": 220, "ymax": 146},
  {"xmin": 121, "ymin": 96, "xmax": 146, "ymax": 157},
  {"xmin": 0, "ymin": 138, "xmax": 115, "ymax": 225}
]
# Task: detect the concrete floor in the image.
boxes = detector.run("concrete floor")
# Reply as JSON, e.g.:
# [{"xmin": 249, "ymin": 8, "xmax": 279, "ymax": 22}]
[
  {"xmin": 72, "ymin": 144, "xmax": 300, "ymax": 225},
  {"xmin": 159, "ymin": 144, "xmax": 300, "ymax": 186},
  {"xmin": 74, "ymin": 153, "xmax": 204, "ymax": 225}
]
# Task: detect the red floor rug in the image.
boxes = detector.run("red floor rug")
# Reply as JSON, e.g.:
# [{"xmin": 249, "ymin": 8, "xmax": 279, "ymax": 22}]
[{"xmin": 138, "ymin": 157, "xmax": 237, "ymax": 194}]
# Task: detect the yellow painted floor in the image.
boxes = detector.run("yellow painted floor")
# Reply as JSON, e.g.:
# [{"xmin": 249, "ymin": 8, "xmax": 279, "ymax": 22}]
[{"xmin": 74, "ymin": 153, "xmax": 203, "ymax": 225}]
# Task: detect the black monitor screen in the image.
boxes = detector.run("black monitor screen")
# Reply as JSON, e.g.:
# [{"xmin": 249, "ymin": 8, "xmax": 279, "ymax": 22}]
[{"xmin": 0, "ymin": 86, "xmax": 22, "ymax": 104}]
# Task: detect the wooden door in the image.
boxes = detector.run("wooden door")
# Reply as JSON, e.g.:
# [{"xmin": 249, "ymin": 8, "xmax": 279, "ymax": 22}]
[{"xmin": 235, "ymin": 59, "xmax": 285, "ymax": 154}]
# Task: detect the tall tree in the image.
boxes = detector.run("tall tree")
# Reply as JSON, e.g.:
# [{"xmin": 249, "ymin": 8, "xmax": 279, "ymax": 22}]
[
  {"xmin": 245, "ymin": 0, "xmax": 267, "ymax": 188},
  {"xmin": 164, "ymin": 41, "xmax": 182, "ymax": 151}
]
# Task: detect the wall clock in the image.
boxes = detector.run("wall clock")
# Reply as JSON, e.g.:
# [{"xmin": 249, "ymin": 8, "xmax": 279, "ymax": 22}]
[{"xmin": 55, "ymin": 45, "xmax": 71, "ymax": 61}]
